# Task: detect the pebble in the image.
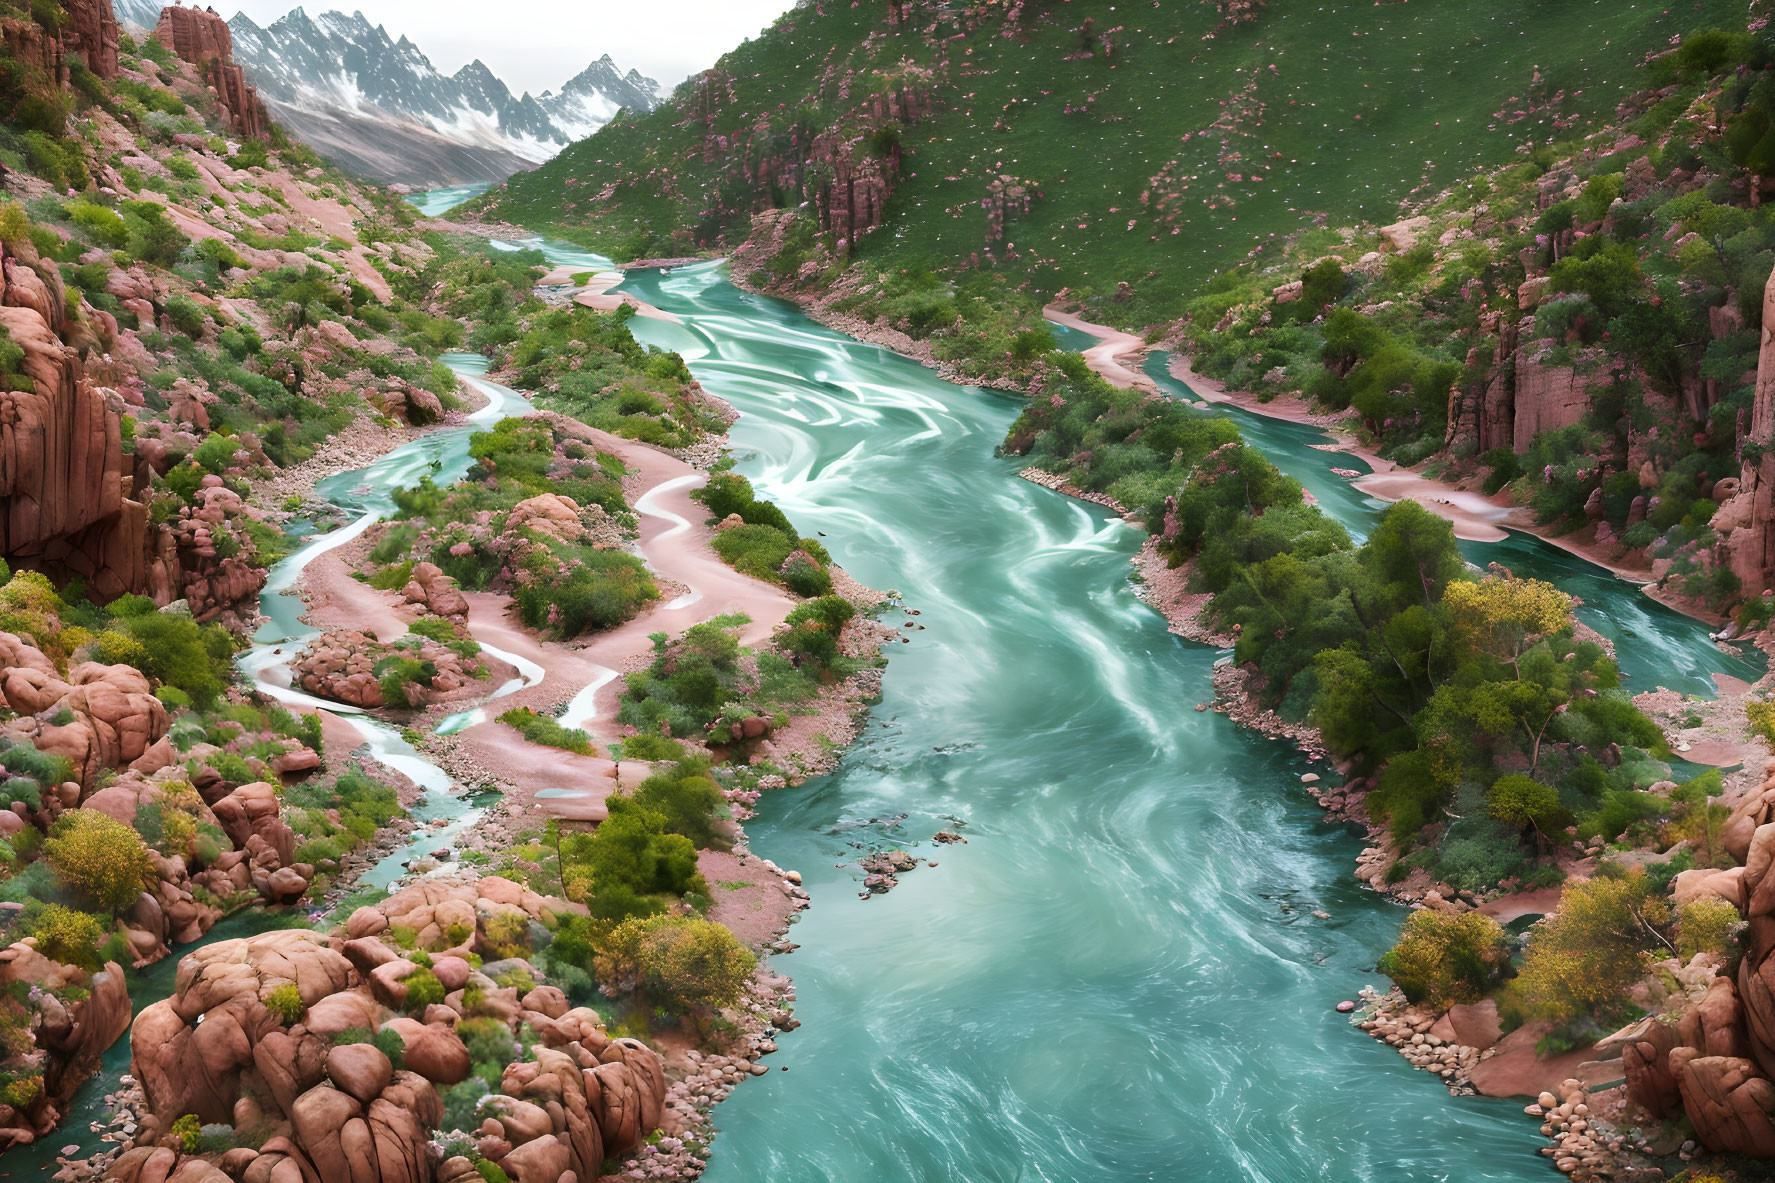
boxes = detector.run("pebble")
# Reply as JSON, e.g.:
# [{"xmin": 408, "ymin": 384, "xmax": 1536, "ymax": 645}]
[{"xmin": 1335, "ymin": 1000, "xmax": 1355, "ymax": 1013}]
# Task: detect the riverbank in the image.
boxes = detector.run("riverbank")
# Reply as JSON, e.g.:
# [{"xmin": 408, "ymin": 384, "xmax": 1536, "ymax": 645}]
[
  {"xmin": 724, "ymin": 265, "xmax": 1033, "ymax": 393},
  {"xmin": 1159, "ymin": 351, "xmax": 1667, "ymax": 586}
]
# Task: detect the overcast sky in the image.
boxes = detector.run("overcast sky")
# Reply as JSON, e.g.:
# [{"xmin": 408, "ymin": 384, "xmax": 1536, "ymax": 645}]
[{"xmin": 224, "ymin": 0, "xmax": 795, "ymax": 94}]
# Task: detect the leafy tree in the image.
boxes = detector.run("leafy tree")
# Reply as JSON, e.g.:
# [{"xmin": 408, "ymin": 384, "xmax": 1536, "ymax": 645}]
[
  {"xmin": 1514, "ymin": 870, "xmax": 1670, "ymax": 1023},
  {"xmin": 593, "ymin": 914, "xmax": 755, "ymax": 1015},
  {"xmin": 1377, "ymin": 908, "xmax": 1512, "ymax": 1007},
  {"xmin": 21, "ymin": 902, "xmax": 104, "ymax": 971},
  {"xmin": 1485, "ymin": 775, "xmax": 1570, "ymax": 852},
  {"xmin": 559, "ymin": 798, "xmax": 702, "ymax": 925},
  {"xmin": 1443, "ymin": 577, "xmax": 1574, "ymax": 672},
  {"xmin": 44, "ymin": 811, "xmax": 155, "ymax": 918}
]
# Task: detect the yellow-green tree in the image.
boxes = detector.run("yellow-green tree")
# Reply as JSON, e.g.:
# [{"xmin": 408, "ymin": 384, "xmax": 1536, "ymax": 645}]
[
  {"xmin": 1486, "ymin": 774, "xmax": 1570, "ymax": 853},
  {"xmin": 594, "ymin": 914, "xmax": 755, "ymax": 1015},
  {"xmin": 45, "ymin": 811, "xmax": 155, "ymax": 918},
  {"xmin": 1377, "ymin": 908, "xmax": 1512, "ymax": 1007},
  {"xmin": 24, "ymin": 903, "xmax": 104, "ymax": 971},
  {"xmin": 1443, "ymin": 576, "xmax": 1574, "ymax": 673},
  {"xmin": 1515, "ymin": 870, "xmax": 1671, "ymax": 1022}
]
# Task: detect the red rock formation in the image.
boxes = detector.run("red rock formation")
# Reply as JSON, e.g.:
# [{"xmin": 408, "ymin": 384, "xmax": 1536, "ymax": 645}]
[
  {"xmin": 0, "ymin": 233, "xmax": 182, "ymax": 603},
  {"xmin": 1624, "ymin": 1020, "xmax": 1684, "ymax": 1118},
  {"xmin": 1673, "ymin": 1050, "xmax": 1775, "ymax": 1156},
  {"xmin": 1724, "ymin": 265, "xmax": 1775, "ymax": 595},
  {"xmin": 152, "ymin": 6, "xmax": 269, "ymax": 141},
  {"xmin": 62, "ymin": 0, "xmax": 120, "ymax": 79},
  {"xmin": 0, "ymin": 944, "xmax": 131, "ymax": 1148},
  {"xmin": 0, "ymin": 0, "xmax": 118, "ymax": 89},
  {"xmin": 0, "ymin": 229, "xmax": 257, "ymax": 616},
  {"xmin": 112, "ymin": 883, "xmax": 666, "ymax": 1183}
]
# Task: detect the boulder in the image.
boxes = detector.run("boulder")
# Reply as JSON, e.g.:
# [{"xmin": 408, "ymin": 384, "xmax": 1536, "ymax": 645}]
[
  {"xmin": 345, "ymin": 907, "xmax": 389, "ymax": 940},
  {"xmin": 1624, "ymin": 1020, "xmax": 1685, "ymax": 1118},
  {"xmin": 1673, "ymin": 1050, "xmax": 1775, "ymax": 1155},
  {"xmin": 380, "ymin": 1017, "xmax": 470, "ymax": 1085},
  {"xmin": 325, "ymin": 1043, "xmax": 393, "ymax": 1105},
  {"xmin": 1445, "ymin": 999, "xmax": 1503, "ymax": 1051}
]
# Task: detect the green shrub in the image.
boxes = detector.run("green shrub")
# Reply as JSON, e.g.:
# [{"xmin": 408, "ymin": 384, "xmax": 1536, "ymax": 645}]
[
  {"xmin": 66, "ymin": 200, "xmax": 128, "ymax": 249},
  {"xmin": 632, "ymin": 771, "xmax": 724, "ymax": 848},
  {"xmin": 20, "ymin": 902, "xmax": 104, "ymax": 971},
  {"xmin": 192, "ymin": 433, "xmax": 236, "ymax": 474},
  {"xmin": 1377, "ymin": 908, "xmax": 1511, "ymax": 1007},
  {"xmin": 164, "ymin": 293, "xmax": 206, "ymax": 338},
  {"xmin": 265, "ymin": 983, "xmax": 305, "ymax": 1025},
  {"xmin": 593, "ymin": 914, "xmax": 755, "ymax": 1014},
  {"xmin": 495, "ymin": 707, "xmax": 594, "ymax": 755},
  {"xmin": 1677, "ymin": 896, "xmax": 1743, "ymax": 960},
  {"xmin": 401, "ymin": 967, "xmax": 445, "ymax": 1011},
  {"xmin": 170, "ymin": 1114, "xmax": 202, "ymax": 1153}
]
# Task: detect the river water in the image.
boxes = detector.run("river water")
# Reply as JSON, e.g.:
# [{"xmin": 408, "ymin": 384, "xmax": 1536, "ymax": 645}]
[{"xmin": 608, "ymin": 261, "xmax": 1573, "ymax": 1181}]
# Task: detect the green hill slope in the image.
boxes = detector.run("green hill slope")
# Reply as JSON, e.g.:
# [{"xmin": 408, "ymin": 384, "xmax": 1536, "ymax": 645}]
[{"xmin": 471, "ymin": 0, "xmax": 1745, "ymax": 326}]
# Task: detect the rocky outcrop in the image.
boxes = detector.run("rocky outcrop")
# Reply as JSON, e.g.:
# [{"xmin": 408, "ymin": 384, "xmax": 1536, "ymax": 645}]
[
  {"xmin": 0, "ymin": 943, "xmax": 131, "ymax": 1150},
  {"xmin": 399, "ymin": 562, "xmax": 469, "ymax": 620},
  {"xmin": 2, "ymin": 652, "xmax": 170, "ymax": 787},
  {"xmin": 113, "ymin": 881, "xmax": 665, "ymax": 1183},
  {"xmin": 33, "ymin": 661, "xmax": 169, "ymax": 784},
  {"xmin": 163, "ymin": 477, "xmax": 268, "ymax": 625},
  {"xmin": 209, "ymin": 780, "xmax": 314, "ymax": 903},
  {"xmin": 505, "ymin": 493, "xmax": 614, "ymax": 547},
  {"xmin": 1672, "ymin": 1051, "xmax": 1775, "ymax": 1156},
  {"xmin": 1443, "ymin": 318, "xmax": 1610, "ymax": 455},
  {"xmin": 152, "ymin": 6, "xmax": 269, "ymax": 141},
  {"xmin": 291, "ymin": 622, "xmax": 485, "ymax": 709},
  {"xmin": 371, "ymin": 377, "xmax": 443, "ymax": 426},
  {"xmin": 0, "ymin": 0, "xmax": 119, "ymax": 89},
  {"xmin": 63, "ymin": 0, "xmax": 121, "ymax": 79},
  {"xmin": 0, "ymin": 231, "xmax": 216, "ymax": 607}
]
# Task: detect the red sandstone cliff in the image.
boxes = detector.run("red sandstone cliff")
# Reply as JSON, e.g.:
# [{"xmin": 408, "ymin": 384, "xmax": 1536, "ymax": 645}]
[
  {"xmin": 152, "ymin": 5, "xmax": 268, "ymax": 141},
  {"xmin": 1721, "ymin": 266, "xmax": 1775, "ymax": 595},
  {"xmin": 0, "ymin": 0, "xmax": 119, "ymax": 89},
  {"xmin": 0, "ymin": 229, "xmax": 264, "ymax": 620}
]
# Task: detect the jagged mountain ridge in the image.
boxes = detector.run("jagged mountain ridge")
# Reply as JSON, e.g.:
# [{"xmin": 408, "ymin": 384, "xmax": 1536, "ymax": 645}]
[{"xmin": 126, "ymin": 5, "xmax": 659, "ymax": 186}]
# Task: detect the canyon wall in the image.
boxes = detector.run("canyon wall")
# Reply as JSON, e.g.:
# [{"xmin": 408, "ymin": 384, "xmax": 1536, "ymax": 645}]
[{"xmin": 0, "ymin": 234, "xmax": 174, "ymax": 603}]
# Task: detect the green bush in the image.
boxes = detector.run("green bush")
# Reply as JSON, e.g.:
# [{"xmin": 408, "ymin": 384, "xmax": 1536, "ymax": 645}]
[
  {"xmin": 66, "ymin": 200, "xmax": 128, "ymax": 249},
  {"xmin": 20, "ymin": 902, "xmax": 104, "ymax": 971},
  {"xmin": 511, "ymin": 547, "xmax": 657, "ymax": 636},
  {"xmin": 164, "ymin": 294, "xmax": 207, "ymax": 338},
  {"xmin": 495, "ymin": 707, "xmax": 594, "ymax": 755},
  {"xmin": 192, "ymin": 433, "xmax": 236, "ymax": 474},
  {"xmin": 265, "ymin": 983, "xmax": 305, "ymax": 1025},
  {"xmin": 115, "ymin": 612, "xmax": 234, "ymax": 707},
  {"xmin": 170, "ymin": 1114, "xmax": 202, "ymax": 1153},
  {"xmin": 401, "ymin": 967, "xmax": 446, "ymax": 1012},
  {"xmin": 1378, "ymin": 908, "xmax": 1512, "ymax": 1007}
]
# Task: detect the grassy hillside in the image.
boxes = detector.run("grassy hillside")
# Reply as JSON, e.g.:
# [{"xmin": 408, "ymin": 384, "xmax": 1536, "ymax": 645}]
[{"xmin": 470, "ymin": 0, "xmax": 1745, "ymax": 326}]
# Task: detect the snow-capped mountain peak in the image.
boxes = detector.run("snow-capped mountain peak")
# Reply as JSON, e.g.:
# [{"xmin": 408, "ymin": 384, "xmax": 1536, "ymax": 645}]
[{"xmin": 110, "ymin": 4, "xmax": 659, "ymax": 187}]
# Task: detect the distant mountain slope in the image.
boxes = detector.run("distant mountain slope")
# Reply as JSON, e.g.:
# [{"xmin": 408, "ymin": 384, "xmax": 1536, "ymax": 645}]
[
  {"xmin": 468, "ymin": 0, "xmax": 1747, "ymax": 324},
  {"xmin": 216, "ymin": 6, "xmax": 657, "ymax": 187}
]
